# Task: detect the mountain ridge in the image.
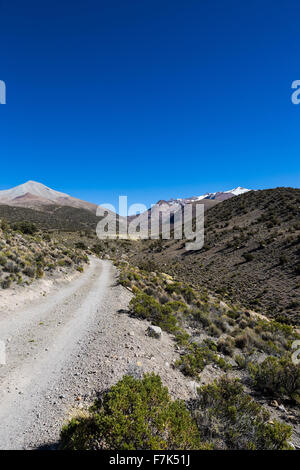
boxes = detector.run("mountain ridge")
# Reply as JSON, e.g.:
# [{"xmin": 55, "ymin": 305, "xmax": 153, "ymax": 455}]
[
  {"xmin": 0, "ymin": 181, "xmax": 98, "ymax": 213},
  {"xmin": 0, "ymin": 181, "xmax": 251, "ymax": 215}
]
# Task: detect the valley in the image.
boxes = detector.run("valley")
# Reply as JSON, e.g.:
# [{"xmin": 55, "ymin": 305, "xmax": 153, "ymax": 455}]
[{"xmin": 0, "ymin": 182, "xmax": 299, "ymax": 450}]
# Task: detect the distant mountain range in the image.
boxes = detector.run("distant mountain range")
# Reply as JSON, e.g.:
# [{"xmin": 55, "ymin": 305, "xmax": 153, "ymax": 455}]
[{"xmin": 0, "ymin": 181, "xmax": 251, "ymax": 215}]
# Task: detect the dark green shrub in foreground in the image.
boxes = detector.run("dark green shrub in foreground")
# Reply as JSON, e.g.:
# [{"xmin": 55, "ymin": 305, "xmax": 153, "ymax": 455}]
[
  {"xmin": 60, "ymin": 374, "xmax": 204, "ymax": 450},
  {"xmin": 194, "ymin": 377, "xmax": 292, "ymax": 450}
]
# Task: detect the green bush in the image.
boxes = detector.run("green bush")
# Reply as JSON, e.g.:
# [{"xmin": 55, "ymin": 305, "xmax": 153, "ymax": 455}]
[
  {"xmin": 194, "ymin": 377, "xmax": 292, "ymax": 450},
  {"xmin": 60, "ymin": 374, "xmax": 205, "ymax": 450},
  {"xmin": 75, "ymin": 241, "xmax": 88, "ymax": 250},
  {"xmin": 176, "ymin": 343, "xmax": 231, "ymax": 377},
  {"xmin": 92, "ymin": 243, "xmax": 103, "ymax": 255},
  {"xmin": 12, "ymin": 221, "xmax": 38, "ymax": 235},
  {"xmin": 249, "ymin": 356, "xmax": 300, "ymax": 401},
  {"xmin": 129, "ymin": 293, "xmax": 178, "ymax": 333},
  {"xmin": 243, "ymin": 252, "xmax": 254, "ymax": 262}
]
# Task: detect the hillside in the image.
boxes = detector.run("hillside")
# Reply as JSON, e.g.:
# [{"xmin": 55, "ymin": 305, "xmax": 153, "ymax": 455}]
[
  {"xmin": 0, "ymin": 219, "xmax": 89, "ymax": 290},
  {"xmin": 132, "ymin": 188, "xmax": 300, "ymax": 323},
  {"xmin": 0, "ymin": 204, "xmax": 100, "ymax": 232}
]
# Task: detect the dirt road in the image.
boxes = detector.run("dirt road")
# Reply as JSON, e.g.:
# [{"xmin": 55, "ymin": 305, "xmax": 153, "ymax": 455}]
[{"xmin": 0, "ymin": 258, "xmax": 193, "ymax": 450}]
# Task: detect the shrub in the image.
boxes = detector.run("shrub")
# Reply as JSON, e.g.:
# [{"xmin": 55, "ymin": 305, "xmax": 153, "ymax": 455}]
[
  {"xmin": 235, "ymin": 354, "xmax": 247, "ymax": 369},
  {"xmin": 23, "ymin": 266, "xmax": 36, "ymax": 278},
  {"xmin": 234, "ymin": 332, "xmax": 249, "ymax": 350},
  {"xmin": 4, "ymin": 260, "xmax": 19, "ymax": 274},
  {"xmin": 176, "ymin": 343, "xmax": 230, "ymax": 377},
  {"xmin": 249, "ymin": 356, "xmax": 300, "ymax": 401},
  {"xmin": 193, "ymin": 377, "xmax": 292, "ymax": 450},
  {"xmin": 129, "ymin": 293, "xmax": 162, "ymax": 320},
  {"xmin": 75, "ymin": 241, "xmax": 87, "ymax": 250},
  {"xmin": 192, "ymin": 309, "xmax": 211, "ymax": 327},
  {"xmin": 60, "ymin": 374, "xmax": 204, "ymax": 450},
  {"xmin": 1, "ymin": 276, "xmax": 12, "ymax": 289},
  {"xmin": 36, "ymin": 267, "xmax": 44, "ymax": 278},
  {"xmin": 217, "ymin": 337, "xmax": 235, "ymax": 356},
  {"xmin": 92, "ymin": 243, "xmax": 103, "ymax": 255},
  {"xmin": 129, "ymin": 293, "xmax": 178, "ymax": 333},
  {"xmin": 138, "ymin": 259, "xmax": 158, "ymax": 272},
  {"xmin": 243, "ymin": 252, "xmax": 254, "ymax": 262},
  {"xmin": 12, "ymin": 221, "xmax": 38, "ymax": 235}
]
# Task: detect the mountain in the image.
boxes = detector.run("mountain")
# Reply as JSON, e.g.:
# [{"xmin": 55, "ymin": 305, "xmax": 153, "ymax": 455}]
[
  {"xmin": 169, "ymin": 186, "xmax": 251, "ymax": 204},
  {"xmin": 0, "ymin": 181, "xmax": 251, "ymax": 236},
  {"xmin": 131, "ymin": 187, "xmax": 300, "ymax": 323},
  {"xmin": 0, "ymin": 181, "xmax": 251, "ymax": 215},
  {"xmin": 127, "ymin": 186, "xmax": 251, "ymax": 237},
  {"xmin": 0, "ymin": 181, "xmax": 129, "ymax": 233},
  {"xmin": 0, "ymin": 181, "xmax": 98, "ymax": 212}
]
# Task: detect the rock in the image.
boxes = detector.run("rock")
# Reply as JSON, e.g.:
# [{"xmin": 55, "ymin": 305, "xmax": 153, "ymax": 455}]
[
  {"xmin": 128, "ymin": 331, "xmax": 135, "ymax": 337},
  {"xmin": 270, "ymin": 400, "xmax": 279, "ymax": 408},
  {"xmin": 161, "ymin": 273, "xmax": 173, "ymax": 281},
  {"xmin": 227, "ymin": 357, "xmax": 238, "ymax": 367},
  {"xmin": 146, "ymin": 325, "xmax": 162, "ymax": 339},
  {"xmin": 278, "ymin": 404, "xmax": 287, "ymax": 413},
  {"xmin": 219, "ymin": 301, "xmax": 229, "ymax": 310}
]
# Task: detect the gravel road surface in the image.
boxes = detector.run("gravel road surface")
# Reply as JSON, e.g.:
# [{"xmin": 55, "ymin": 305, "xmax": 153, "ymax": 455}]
[{"xmin": 0, "ymin": 258, "xmax": 193, "ymax": 450}]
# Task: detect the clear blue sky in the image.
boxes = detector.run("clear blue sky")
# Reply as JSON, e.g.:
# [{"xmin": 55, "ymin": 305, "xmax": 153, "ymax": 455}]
[{"xmin": 0, "ymin": 0, "xmax": 299, "ymax": 209}]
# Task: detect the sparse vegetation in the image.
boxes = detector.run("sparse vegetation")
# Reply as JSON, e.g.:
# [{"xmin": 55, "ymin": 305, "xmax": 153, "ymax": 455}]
[
  {"xmin": 249, "ymin": 356, "xmax": 300, "ymax": 402},
  {"xmin": 194, "ymin": 376, "xmax": 292, "ymax": 450},
  {"xmin": 59, "ymin": 373, "xmax": 292, "ymax": 451},
  {"xmin": 0, "ymin": 219, "xmax": 88, "ymax": 288}
]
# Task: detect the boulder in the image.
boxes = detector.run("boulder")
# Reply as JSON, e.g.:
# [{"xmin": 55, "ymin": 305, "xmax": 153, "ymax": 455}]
[{"xmin": 146, "ymin": 325, "xmax": 162, "ymax": 339}]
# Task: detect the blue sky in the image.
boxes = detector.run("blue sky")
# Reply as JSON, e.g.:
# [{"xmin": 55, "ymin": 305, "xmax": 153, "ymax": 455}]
[{"xmin": 0, "ymin": 0, "xmax": 299, "ymax": 209}]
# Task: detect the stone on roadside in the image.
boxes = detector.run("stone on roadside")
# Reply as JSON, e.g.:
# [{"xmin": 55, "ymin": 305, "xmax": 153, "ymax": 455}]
[{"xmin": 146, "ymin": 325, "xmax": 162, "ymax": 339}]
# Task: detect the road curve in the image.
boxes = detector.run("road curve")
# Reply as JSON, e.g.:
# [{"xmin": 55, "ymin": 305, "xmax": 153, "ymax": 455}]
[{"xmin": 0, "ymin": 258, "xmax": 123, "ymax": 449}]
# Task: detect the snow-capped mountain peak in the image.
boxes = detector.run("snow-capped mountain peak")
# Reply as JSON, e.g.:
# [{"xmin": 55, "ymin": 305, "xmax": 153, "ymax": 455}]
[{"xmin": 225, "ymin": 186, "xmax": 251, "ymax": 196}]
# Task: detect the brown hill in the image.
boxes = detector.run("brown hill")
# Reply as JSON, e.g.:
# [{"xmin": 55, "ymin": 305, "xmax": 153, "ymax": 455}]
[
  {"xmin": 133, "ymin": 187, "xmax": 300, "ymax": 323},
  {"xmin": 0, "ymin": 204, "xmax": 100, "ymax": 231},
  {"xmin": 0, "ymin": 181, "xmax": 98, "ymax": 213}
]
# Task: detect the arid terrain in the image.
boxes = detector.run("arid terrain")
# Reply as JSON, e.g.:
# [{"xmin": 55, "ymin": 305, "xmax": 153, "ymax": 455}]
[
  {"xmin": 0, "ymin": 184, "xmax": 299, "ymax": 450},
  {"xmin": 0, "ymin": 258, "xmax": 199, "ymax": 449}
]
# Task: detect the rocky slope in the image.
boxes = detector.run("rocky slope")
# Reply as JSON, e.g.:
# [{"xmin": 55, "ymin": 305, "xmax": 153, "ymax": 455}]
[
  {"xmin": 130, "ymin": 187, "xmax": 300, "ymax": 323},
  {"xmin": 0, "ymin": 219, "xmax": 88, "ymax": 290}
]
